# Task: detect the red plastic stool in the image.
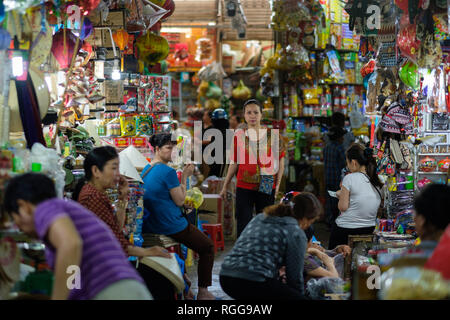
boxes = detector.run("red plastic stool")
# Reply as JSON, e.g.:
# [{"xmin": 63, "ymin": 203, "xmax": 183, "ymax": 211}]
[{"xmin": 202, "ymin": 223, "xmax": 225, "ymax": 253}]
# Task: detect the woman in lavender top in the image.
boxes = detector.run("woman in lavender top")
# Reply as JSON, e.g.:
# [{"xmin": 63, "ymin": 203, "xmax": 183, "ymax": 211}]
[{"xmin": 3, "ymin": 173, "xmax": 151, "ymax": 300}]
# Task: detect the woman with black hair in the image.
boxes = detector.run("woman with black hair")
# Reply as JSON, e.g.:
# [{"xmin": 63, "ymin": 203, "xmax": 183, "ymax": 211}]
[
  {"xmin": 142, "ymin": 133, "xmax": 216, "ymax": 300},
  {"xmin": 219, "ymin": 192, "xmax": 322, "ymax": 300},
  {"xmin": 3, "ymin": 173, "xmax": 150, "ymax": 300},
  {"xmin": 328, "ymin": 143, "xmax": 384, "ymax": 249},
  {"xmin": 219, "ymin": 99, "xmax": 286, "ymax": 238},
  {"xmin": 74, "ymin": 146, "xmax": 174, "ymax": 300}
]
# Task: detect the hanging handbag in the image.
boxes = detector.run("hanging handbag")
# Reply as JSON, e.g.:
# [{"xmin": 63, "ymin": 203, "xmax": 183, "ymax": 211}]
[{"xmin": 246, "ymin": 129, "xmax": 275, "ymax": 195}]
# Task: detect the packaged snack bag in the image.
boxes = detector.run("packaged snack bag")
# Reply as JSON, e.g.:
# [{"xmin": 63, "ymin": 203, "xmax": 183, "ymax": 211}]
[
  {"xmin": 136, "ymin": 115, "xmax": 153, "ymax": 136},
  {"xmin": 120, "ymin": 114, "xmax": 137, "ymax": 137}
]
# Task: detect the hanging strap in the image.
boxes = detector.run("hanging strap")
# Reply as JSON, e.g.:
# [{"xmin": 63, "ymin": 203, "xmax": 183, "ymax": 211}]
[{"xmin": 141, "ymin": 161, "xmax": 161, "ymax": 180}]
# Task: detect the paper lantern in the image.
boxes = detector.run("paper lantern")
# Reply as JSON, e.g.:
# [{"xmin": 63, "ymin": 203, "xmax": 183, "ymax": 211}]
[
  {"xmin": 394, "ymin": 0, "xmax": 408, "ymax": 12},
  {"xmin": 51, "ymin": 29, "xmax": 81, "ymax": 69},
  {"xmin": 136, "ymin": 32, "xmax": 169, "ymax": 65},
  {"xmin": 80, "ymin": 18, "xmax": 93, "ymax": 40},
  {"xmin": 113, "ymin": 29, "xmax": 129, "ymax": 51},
  {"xmin": 162, "ymin": 0, "xmax": 175, "ymax": 20}
]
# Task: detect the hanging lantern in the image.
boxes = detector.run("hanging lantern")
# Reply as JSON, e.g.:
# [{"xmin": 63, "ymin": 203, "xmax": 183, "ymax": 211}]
[
  {"xmin": 80, "ymin": 18, "xmax": 93, "ymax": 40},
  {"xmin": 136, "ymin": 32, "xmax": 169, "ymax": 65},
  {"xmin": 112, "ymin": 29, "xmax": 129, "ymax": 51},
  {"xmin": 113, "ymin": 29, "xmax": 129, "ymax": 71},
  {"xmin": 51, "ymin": 29, "xmax": 81, "ymax": 69},
  {"xmin": 162, "ymin": 0, "xmax": 175, "ymax": 20}
]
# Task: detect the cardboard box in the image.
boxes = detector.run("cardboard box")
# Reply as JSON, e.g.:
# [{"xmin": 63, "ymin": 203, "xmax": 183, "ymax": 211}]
[{"xmin": 198, "ymin": 194, "xmax": 224, "ymax": 224}]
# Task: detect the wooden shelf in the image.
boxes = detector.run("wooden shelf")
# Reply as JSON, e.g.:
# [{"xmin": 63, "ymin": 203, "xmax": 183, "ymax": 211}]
[
  {"xmin": 318, "ymin": 83, "xmax": 364, "ymax": 86},
  {"xmin": 418, "ymin": 171, "xmax": 448, "ymax": 175}
]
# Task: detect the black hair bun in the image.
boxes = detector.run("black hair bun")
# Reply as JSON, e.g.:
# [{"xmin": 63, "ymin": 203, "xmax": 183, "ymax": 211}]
[{"xmin": 364, "ymin": 147, "xmax": 374, "ymax": 158}]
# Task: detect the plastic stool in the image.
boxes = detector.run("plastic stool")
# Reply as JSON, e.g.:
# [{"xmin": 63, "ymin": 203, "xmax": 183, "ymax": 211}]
[{"xmin": 202, "ymin": 223, "xmax": 225, "ymax": 253}]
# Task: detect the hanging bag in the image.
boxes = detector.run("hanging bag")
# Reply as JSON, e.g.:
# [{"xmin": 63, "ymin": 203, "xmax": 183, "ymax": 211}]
[{"xmin": 245, "ymin": 129, "xmax": 275, "ymax": 195}]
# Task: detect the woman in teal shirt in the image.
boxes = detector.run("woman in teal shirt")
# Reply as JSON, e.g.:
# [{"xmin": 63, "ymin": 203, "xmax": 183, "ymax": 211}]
[{"xmin": 142, "ymin": 133, "xmax": 216, "ymax": 300}]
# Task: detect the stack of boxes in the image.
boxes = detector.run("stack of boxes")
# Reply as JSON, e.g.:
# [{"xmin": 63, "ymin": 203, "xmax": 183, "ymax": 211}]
[{"xmin": 199, "ymin": 177, "xmax": 237, "ymax": 240}]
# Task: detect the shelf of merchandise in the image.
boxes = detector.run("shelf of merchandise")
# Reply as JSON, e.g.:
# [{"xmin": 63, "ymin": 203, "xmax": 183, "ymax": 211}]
[
  {"xmin": 310, "ymin": 48, "xmax": 359, "ymax": 53},
  {"xmin": 417, "ymin": 171, "xmax": 448, "ymax": 175},
  {"xmin": 318, "ymin": 83, "xmax": 364, "ymax": 86}
]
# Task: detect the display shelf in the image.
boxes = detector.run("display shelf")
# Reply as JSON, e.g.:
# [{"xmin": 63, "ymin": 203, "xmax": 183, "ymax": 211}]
[
  {"xmin": 423, "ymin": 130, "xmax": 450, "ymax": 133},
  {"xmin": 417, "ymin": 171, "xmax": 448, "ymax": 175},
  {"xmin": 318, "ymin": 83, "xmax": 364, "ymax": 86},
  {"xmin": 418, "ymin": 153, "xmax": 450, "ymax": 156},
  {"xmin": 310, "ymin": 48, "xmax": 359, "ymax": 53}
]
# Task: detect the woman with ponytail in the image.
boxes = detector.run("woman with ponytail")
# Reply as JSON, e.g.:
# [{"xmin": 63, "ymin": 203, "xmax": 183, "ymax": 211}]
[
  {"xmin": 328, "ymin": 143, "xmax": 384, "ymax": 249},
  {"xmin": 219, "ymin": 192, "xmax": 322, "ymax": 299}
]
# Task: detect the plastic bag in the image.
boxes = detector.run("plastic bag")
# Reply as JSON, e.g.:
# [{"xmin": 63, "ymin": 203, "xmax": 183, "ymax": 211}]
[
  {"xmin": 306, "ymin": 277, "xmax": 347, "ymax": 300},
  {"xmin": 198, "ymin": 62, "xmax": 227, "ymax": 82},
  {"xmin": 206, "ymin": 82, "xmax": 222, "ymax": 99},
  {"xmin": 185, "ymin": 187, "xmax": 204, "ymax": 209},
  {"xmin": 30, "ymin": 143, "xmax": 66, "ymax": 198},
  {"xmin": 379, "ymin": 267, "xmax": 450, "ymax": 300}
]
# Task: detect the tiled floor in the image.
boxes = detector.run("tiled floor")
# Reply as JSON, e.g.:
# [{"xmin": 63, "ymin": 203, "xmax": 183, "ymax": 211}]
[{"xmin": 186, "ymin": 221, "xmax": 331, "ymax": 300}]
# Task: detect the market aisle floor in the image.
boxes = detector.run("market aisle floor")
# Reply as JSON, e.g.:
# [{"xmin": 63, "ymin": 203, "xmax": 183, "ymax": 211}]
[
  {"xmin": 186, "ymin": 239, "xmax": 234, "ymax": 300},
  {"xmin": 186, "ymin": 221, "xmax": 331, "ymax": 300}
]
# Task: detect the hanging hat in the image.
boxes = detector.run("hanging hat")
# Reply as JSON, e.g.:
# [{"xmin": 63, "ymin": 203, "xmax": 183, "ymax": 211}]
[
  {"xmin": 379, "ymin": 102, "xmax": 414, "ymax": 135},
  {"xmin": 112, "ymin": 29, "xmax": 129, "ymax": 51}
]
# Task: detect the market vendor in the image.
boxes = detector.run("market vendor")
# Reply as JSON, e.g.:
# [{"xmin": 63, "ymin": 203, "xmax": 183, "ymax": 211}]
[
  {"xmin": 73, "ymin": 146, "xmax": 176, "ymax": 300},
  {"xmin": 303, "ymin": 227, "xmax": 350, "ymax": 281},
  {"xmin": 409, "ymin": 184, "xmax": 450, "ymax": 259},
  {"xmin": 3, "ymin": 173, "xmax": 151, "ymax": 300},
  {"xmin": 329, "ymin": 144, "xmax": 383, "ymax": 249},
  {"xmin": 142, "ymin": 133, "xmax": 216, "ymax": 300},
  {"xmin": 219, "ymin": 192, "xmax": 322, "ymax": 300}
]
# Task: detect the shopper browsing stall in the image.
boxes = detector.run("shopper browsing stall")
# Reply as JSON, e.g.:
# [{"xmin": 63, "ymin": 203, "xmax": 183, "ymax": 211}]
[
  {"xmin": 328, "ymin": 144, "xmax": 383, "ymax": 249},
  {"xmin": 323, "ymin": 126, "xmax": 347, "ymax": 226},
  {"xmin": 219, "ymin": 192, "xmax": 322, "ymax": 300},
  {"xmin": 142, "ymin": 133, "xmax": 216, "ymax": 300},
  {"xmin": 73, "ymin": 146, "xmax": 176, "ymax": 300},
  {"xmin": 220, "ymin": 99, "xmax": 286, "ymax": 237},
  {"xmin": 3, "ymin": 173, "xmax": 151, "ymax": 300}
]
